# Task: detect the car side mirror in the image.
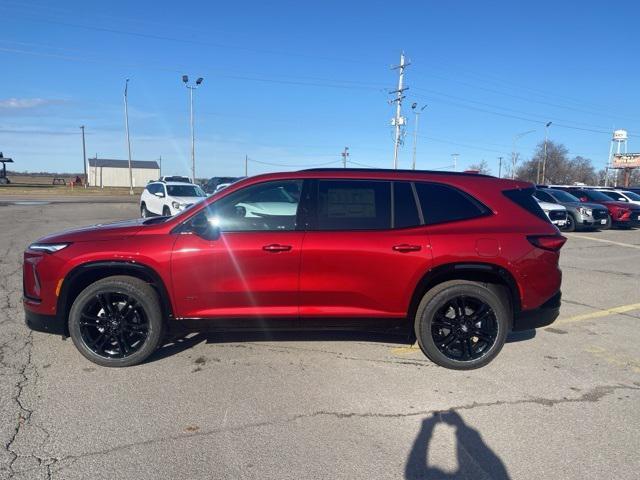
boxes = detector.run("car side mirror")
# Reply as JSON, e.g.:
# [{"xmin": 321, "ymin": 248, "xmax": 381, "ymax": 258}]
[
  {"xmin": 617, "ymin": 197, "xmax": 626, "ymax": 202},
  {"xmin": 154, "ymin": 192, "xmax": 165, "ymax": 198},
  {"xmin": 191, "ymin": 216, "xmax": 221, "ymax": 241}
]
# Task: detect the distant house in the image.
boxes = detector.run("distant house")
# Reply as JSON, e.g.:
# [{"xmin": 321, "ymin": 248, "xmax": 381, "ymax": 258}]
[{"xmin": 88, "ymin": 158, "xmax": 160, "ymax": 188}]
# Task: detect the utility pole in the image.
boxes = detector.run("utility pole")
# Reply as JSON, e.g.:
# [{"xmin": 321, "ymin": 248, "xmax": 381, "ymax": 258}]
[
  {"xmin": 498, "ymin": 156, "xmax": 503, "ymax": 178},
  {"xmin": 123, "ymin": 79, "xmax": 134, "ymax": 195},
  {"xmin": 80, "ymin": 125, "xmax": 87, "ymax": 187},
  {"xmin": 541, "ymin": 121, "xmax": 552, "ymax": 184},
  {"xmin": 341, "ymin": 147, "xmax": 349, "ymax": 168},
  {"xmin": 245, "ymin": 155, "xmax": 248, "ymax": 176},
  {"xmin": 159, "ymin": 155, "xmax": 162, "ymax": 177},
  {"xmin": 390, "ymin": 52, "xmax": 409, "ymax": 169},
  {"xmin": 451, "ymin": 153, "xmax": 459, "ymax": 171},
  {"xmin": 182, "ymin": 75, "xmax": 204, "ymax": 183},
  {"xmin": 411, "ymin": 103, "xmax": 427, "ymax": 170}
]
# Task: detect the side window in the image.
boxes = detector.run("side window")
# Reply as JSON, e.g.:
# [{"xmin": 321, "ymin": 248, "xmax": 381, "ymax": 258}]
[
  {"xmin": 415, "ymin": 182, "xmax": 488, "ymax": 225},
  {"xmin": 204, "ymin": 180, "xmax": 302, "ymax": 231},
  {"xmin": 534, "ymin": 190, "xmax": 554, "ymax": 203},
  {"xmin": 393, "ymin": 182, "xmax": 421, "ymax": 228},
  {"xmin": 316, "ymin": 180, "xmax": 391, "ymax": 230},
  {"xmin": 147, "ymin": 184, "xmax": 158, "ymax": 195}
]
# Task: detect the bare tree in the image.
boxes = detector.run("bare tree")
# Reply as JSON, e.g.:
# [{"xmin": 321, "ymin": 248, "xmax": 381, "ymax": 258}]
[
  {"xmin": 516, "ymin": 141, "xmax": 597, "ymax": 184},
  {"xmin": 467, "ymin": 160, "xmax": 492, "ymax": 175}
]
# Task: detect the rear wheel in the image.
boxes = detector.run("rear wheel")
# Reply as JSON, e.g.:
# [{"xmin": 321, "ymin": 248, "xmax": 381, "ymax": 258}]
[
  {"xmin": 415, "ymin": 280, "xmax": 509, "ymax": 370},
  {"xmin": 68, "ymin": 276, "xmax": 165, "ymax": 367},
  {"xmin": 140, "ymin": 203, "xmax": 149, "ymax": 218}
]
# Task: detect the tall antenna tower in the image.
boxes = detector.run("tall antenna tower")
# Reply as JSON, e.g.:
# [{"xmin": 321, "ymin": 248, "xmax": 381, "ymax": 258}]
[{"xmin": 389, "ymin": 52, "xmax": 410, "ymax": 169}]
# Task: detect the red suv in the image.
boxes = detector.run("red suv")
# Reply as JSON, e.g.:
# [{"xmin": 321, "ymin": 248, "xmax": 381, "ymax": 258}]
[{"xmin": 24, "ymin": 169, "xmax": 565, "ymax": 369}]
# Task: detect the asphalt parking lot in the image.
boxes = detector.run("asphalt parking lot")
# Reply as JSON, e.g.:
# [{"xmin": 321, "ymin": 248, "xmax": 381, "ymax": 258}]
[{"xmin": 1, "ymin": 199, "xmax": 638, "ymax": 480}]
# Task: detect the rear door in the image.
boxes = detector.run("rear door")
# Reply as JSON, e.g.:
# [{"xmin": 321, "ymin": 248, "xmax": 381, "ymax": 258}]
[{"xmin": 299, "ymin": 179, "xmax": 433, "ymax": 320}]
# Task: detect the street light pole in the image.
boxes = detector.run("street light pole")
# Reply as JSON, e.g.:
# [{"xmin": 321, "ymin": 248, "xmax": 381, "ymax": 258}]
[
  {"xmin": 123, "ymin": 79, "xmax": 133, "ymax": 195},
  {"xmin": 511, "ymin": 130, "xmax": 536, "ymax": 179},
  {"xmin": 183, "ymin": 75, "xmax": 204, "ymax": 183},
  {"xmin": 411, "ymin": 103, "xmax": 427, "ymax": 170},
  {"xmin": 80, "ymin": 125, "xmax": 87, "ymax": 187},
  {"xmin": 541, "ymin": 121, "xmax": 552, "ymax": 184}
]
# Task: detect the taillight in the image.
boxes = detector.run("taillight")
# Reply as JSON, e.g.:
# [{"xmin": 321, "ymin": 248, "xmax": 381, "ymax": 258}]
[{"xmin": 527, "ymin": 235, "xmax": 567, "ymax": 252}]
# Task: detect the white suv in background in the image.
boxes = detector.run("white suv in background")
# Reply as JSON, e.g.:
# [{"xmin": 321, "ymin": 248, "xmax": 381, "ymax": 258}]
[
  {"xmin": 534, "ymin": 197, "xmax": 568, "ymax": 228},
  {"xmin": 140, "ymin": 181, "xmax": 207, "ymax": 217}
]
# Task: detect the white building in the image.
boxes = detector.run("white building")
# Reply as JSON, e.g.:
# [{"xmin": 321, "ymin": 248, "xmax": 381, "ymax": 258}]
[{"xmin": 88, "ymin": 158, "xmax": 160, "ymax": 188}]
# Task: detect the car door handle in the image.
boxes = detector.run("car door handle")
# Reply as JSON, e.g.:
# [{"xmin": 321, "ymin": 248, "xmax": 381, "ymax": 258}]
[
  {"xmin": 263, "ymin": 244, "xmax": 292, "ymax": 252},
  {"xmin": 392, "ymin": 244, "xmax": 422, "ymax": 253}
]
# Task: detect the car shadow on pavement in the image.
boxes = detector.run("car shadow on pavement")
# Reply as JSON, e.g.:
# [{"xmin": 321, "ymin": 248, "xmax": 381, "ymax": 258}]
[
  {"xmin": 145, "ymin": 328, "xmax": 537, "ymax": 364},
  {"xmin": 145, "ymin": 329, "xmax": 412, "ymax": 364},
  {"xmin": 405, "ymin": 411, "xmax": 510, "ymax": 480}
]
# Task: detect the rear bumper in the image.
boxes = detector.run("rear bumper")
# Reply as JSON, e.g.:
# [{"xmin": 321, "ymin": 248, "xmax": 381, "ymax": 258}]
[
  {"xmin": 24, "ymin": 308, "xmax": 67, "ymax": 335},
  {"xmin": 512, "ymin": 291, "xmax": 561, "ymax": 331}
]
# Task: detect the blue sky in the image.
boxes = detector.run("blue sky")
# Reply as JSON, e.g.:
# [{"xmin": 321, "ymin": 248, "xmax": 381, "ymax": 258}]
[{"xmin": 0, "ymin": 0, "xmax": 639, "ymax": 178}]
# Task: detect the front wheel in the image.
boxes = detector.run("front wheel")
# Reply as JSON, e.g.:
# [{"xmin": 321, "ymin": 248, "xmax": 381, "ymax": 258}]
[
  {"xmin": 415, "ymin": 280, "xmax": 509, "ymax": 370},
  {"xmin": 600, "ymin": 215, "xmax": 612, "ymax": 230},
  {"xmin": 68, "ymin": 276, "xmax": 165, "ymax": 367},
  {"xmin": 162, "ymin": 206, "xmax": 171, "ymax": 216},
  {"xmin": 563, "ymin": 213, "xmax": 576, "ymax": 232}
]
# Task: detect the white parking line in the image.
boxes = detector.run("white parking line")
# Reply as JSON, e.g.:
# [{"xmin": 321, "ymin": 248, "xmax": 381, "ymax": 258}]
[{"xmin": 566, "ymin": 234, "xmax": 640, "ymax": 250}]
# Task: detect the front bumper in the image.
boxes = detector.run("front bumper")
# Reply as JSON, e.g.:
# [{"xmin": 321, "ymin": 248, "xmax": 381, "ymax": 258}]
[
  {"xmin": 24, "ymin": 308, "xmax": 67, "ymax": 336},
  {"xmin": 512, "ymin": 291, "xmax": 561, "ymax": 331}
]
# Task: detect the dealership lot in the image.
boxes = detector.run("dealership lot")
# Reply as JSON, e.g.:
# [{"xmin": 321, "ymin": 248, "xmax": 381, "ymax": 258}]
[{"xmin": 0, "ymin": 199, "xmax": 638, "ymax": 480}]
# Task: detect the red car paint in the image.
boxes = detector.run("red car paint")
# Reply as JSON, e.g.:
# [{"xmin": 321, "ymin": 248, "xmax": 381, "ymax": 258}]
[{"xmin": 23, "ymin": 170, "xmax": 564, "ymax": 330}]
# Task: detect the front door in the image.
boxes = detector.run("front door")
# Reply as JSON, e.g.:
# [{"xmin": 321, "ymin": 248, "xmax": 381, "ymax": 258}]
[{"xmin": 171, "ymin": 179, "xmax": 305, "ymax": 319}]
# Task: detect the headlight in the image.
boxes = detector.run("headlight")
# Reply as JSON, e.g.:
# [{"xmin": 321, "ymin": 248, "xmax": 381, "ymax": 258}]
[
  {"xmin": 578, "ymin": 207, "xmax": 592, "ymax": 216},
  {"xmin": 29, "ymin": 243, "xmax": 70, "ymax": 253},
  {"xmin": 172, "ymin": 201, "xmax": 181, "ymax": 209}
]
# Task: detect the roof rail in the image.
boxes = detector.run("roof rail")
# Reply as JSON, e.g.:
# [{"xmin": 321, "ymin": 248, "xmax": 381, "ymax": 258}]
[{"xmin": 299, "ymin": 167, "xmax": 493, "ymax": 178}]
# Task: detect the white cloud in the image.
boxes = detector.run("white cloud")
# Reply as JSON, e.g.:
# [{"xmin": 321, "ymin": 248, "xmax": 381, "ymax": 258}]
[{"xmin": 0, "ymin": 98, "xmax": 62, "ymax": 109}]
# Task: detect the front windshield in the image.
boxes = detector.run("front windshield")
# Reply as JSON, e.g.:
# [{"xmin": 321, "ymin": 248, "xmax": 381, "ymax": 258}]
[
  {"xmin": 166, "ymin": 185, "xmax": 206, "ymax": 197},
  {"xmin": 548, "ymin": 189, "xmax": 580, "ymax": 202}
]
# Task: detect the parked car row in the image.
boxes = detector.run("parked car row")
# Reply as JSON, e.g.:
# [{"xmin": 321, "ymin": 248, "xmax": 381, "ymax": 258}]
[{"xmin": 537, "ymin": 185, "xmax": 640, "ymax": 230}]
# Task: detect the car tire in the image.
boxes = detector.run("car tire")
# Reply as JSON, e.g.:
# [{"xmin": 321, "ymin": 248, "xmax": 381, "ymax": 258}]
[
  {"xmin": 162, "ymin": 206, "xmax": 171, "ymax": 216},
  {"xmin": 414, "ymin": 280, "xmax": 509, "ymax": 370},
  {"xmin": 564, "ymin": 213, "xmax": 576, "ymax": 232},
  {"xmin": 141, "ymin": 203, "xmax": 149, "ymax": 218},
  {"xmin": 600, "ymin": 216, "xmax": 612, "ymax": 230},
  {"xmin": 68, "ymin": 276, "xmax": 165, "ymax": 367}
]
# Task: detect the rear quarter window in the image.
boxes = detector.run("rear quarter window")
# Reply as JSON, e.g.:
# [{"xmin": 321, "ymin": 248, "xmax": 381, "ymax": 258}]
[
  {"xmin": 415, "ymin": 182, "xmax": 490, "ymax": 225},
  {"xmin": 503, "ymin": 188, "xmax": 549, "ymax": 222}
]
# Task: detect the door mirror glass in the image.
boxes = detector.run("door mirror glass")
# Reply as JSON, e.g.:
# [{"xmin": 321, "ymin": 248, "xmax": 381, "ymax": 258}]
[{"xmin": 190, "ymin": 212, "xmax": 221, "ymax": 240}]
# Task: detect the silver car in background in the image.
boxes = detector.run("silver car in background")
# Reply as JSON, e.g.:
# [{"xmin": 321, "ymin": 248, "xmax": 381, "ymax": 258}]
[{"xmin": 534, "ymin": 188, "xmax": 610, "ymax": 231}]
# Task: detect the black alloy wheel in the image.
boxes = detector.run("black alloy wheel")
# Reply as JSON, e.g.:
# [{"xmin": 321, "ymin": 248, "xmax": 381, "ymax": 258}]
[
  {"xmin": 415, "ymin": 280, "xmax": 509, "ymax": 370},
  {"xmin": 79, "ymin": 292, "xmax": 149, "ymax": 359},
  {"xmin": 69, "ymin": 276, "xmax": 165, "ymax": 367},
  {"xmin": 430, "ymin": 296, "xmax": 498, "ymax": 362}
]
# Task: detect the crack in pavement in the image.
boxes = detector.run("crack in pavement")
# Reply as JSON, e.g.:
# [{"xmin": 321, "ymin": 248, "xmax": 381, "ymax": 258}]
[{"xmin": 45, "ymin": 383, "xmax": 638, "ymax": 477}]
